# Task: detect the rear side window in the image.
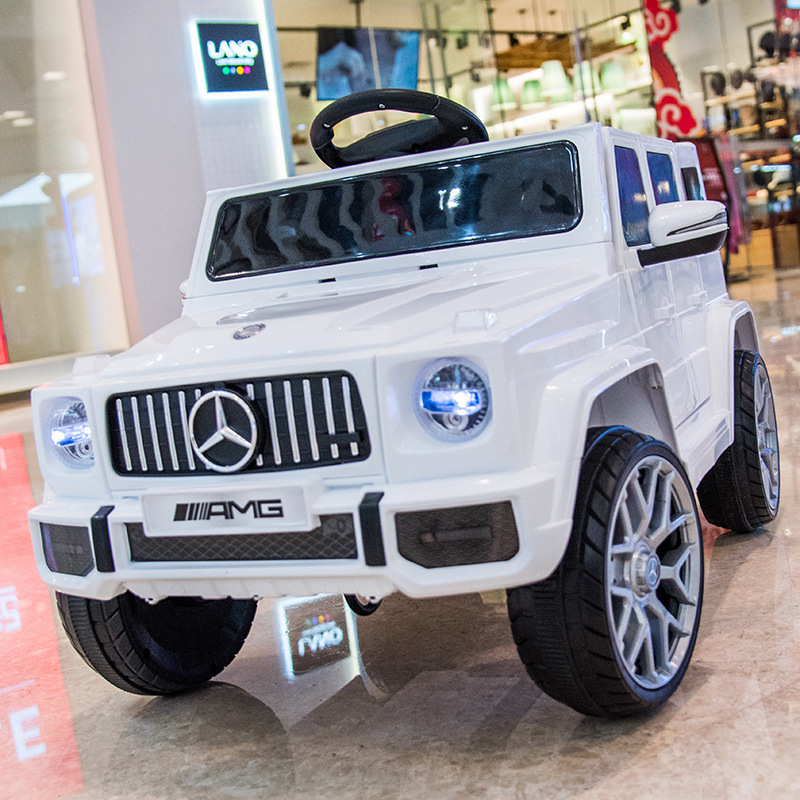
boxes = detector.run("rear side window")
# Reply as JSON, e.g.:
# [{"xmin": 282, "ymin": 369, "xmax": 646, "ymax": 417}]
[
  {"xmin": 647, "ymin": 151, "xmax": 679, "ymax": 204},
  {"xmin": 614, "ymin": 145, "xmax": 650, "ymax": 246},
  {"xmin": 681, "ymin": 166, "xmax": 704, "ymax": 200}
]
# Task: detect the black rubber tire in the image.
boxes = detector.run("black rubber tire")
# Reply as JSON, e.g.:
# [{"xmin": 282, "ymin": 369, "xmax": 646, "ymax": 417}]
[
  {"xmin": 344, "ymin": 594, "xmax": 382, "ymax": 616},
  {"xmin": 56, "ymin": 592, "xmax": 257, "ymax": 695},
  {"xmin": 697, "ymin": 349, "xmax": 780, "ymax": 532},
  {"xmin": 507, "ymin": 427, "xmax": 704, "ymax": 717}
]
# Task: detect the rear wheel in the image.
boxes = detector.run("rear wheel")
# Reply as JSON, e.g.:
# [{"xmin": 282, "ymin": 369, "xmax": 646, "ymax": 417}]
[
  {"xmin": 697, "ymin": 349, "xmax": 779, "ymax": 531},
  {"xmin": 56, "ymin": 592, "xmax": 257, "ymax": 695},
  {"xmin": 507, "ymin": 428, "xmax": 703, "ymax": 717},
  {"xmin": 344, "ymin": 594, "xmax": 382, "ymax": 616}
]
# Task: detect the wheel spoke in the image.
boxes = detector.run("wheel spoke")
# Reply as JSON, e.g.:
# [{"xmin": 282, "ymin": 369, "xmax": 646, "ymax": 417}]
[
  {"xmin": 660, "ymin": 543, "xmax": 697, "ymax": 605},
  {"xmin": 611, "ymin": 587, "xmax": 669, "ymax": 685},
  {"xmin": 610, "ymin": 540, "xmax": 637, "ymax": 558},
  {"xmin": 758, "ymin": 390, "xmax": 772, "ymax": 428},
  {"xmin": 609, "ymin": 584, "xmax": 635, "ymax": 642},
  {"xmin": 620, "ymin": 602, "xmax": 649, "ymax": 671},
  {"xmin": 755, "ymin": 373, "xmax": 767, "ymax": 418},
  {"xmin": 646, "ymin": 602, "xmax": 670, "ymax": 679},
  {"xmin": 612, "ymin": 477, "xmax": 650, "ymax": 553},
  {"xmin": 645, "ymin": 596, "xmax": 687, "ymax": 682},
  {"xmin": 754, "ymin": 365, "xmax": 780, "ymax": 507},
  {"xmin": 761, "ymin": 445, "xmax": 779, "ymax": 496},
  {"xmin": 612, "ymin": 490, "xmax": 637, "ymax": 553},
  {"xmin": 631, "ymin": 605, "xmax": 658, "ymax": 683},
  {"xmin": 649, "ymin": 594, "xmax": 690, "ymax": 641},
  {"xmin": 634, "ymin": 467, "xmax": 657, "ymax": 541},
  {"xmin": 647, "ymin": 465, "xmax": 677, "ymax": 549},
  {"xmin": 669, "ymin": 511, "xmax": 690, "ymax": 535}
]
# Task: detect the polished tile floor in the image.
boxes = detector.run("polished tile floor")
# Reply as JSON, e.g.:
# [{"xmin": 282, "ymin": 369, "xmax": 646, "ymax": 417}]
[{"xmin": 5, "ymin": 269, "xmax": 800, "ymax": 800}]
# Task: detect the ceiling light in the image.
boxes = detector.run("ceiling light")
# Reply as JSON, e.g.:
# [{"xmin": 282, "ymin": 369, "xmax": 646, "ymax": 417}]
[
  {"xmin": 11, "ymin": 118, "xmax": 35, "ymax": 127},
  {"xmin": 42, "ymin": 71, "xmax": 66, "ymax": 81},
  {"xmin": 0, "ymin": 174, "xmax": 52, "ymax": 207},
  {"xmin": 2, "ymin": 110, "xmax": 26, "ymax": 120}
]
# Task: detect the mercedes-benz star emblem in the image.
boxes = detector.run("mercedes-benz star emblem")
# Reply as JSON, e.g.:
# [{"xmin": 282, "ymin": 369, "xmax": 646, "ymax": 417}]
[
  {"xmin": 233, "ymin": 323, "xmax": 265, "ymax": 340},
  {"xmin": 645, "ymin": 554, "xmax": 661, "ymax": 591},
  {"xmin": 188, "ymin": 390, "xmax": 259, "ymax": 473}
]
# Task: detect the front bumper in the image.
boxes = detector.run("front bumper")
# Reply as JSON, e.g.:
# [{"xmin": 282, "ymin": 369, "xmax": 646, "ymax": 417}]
[{"xmin": 28, "ymin": 466, "xmax": 572, "ymax": 602}]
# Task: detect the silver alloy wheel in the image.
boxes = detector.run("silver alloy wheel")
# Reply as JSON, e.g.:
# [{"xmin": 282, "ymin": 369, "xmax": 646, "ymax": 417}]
[
  {"xmin": 755, "ymin": 361, "xmax": 780, "ymax": 513},
  {"xmin": 606, "ymin": 455, "xmax": 702, "ymax": 690}
]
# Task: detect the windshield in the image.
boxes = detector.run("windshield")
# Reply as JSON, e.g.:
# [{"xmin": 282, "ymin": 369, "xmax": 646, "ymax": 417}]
[{"xmin": 207, "ymin": 141, "xmax": 581, "ymax": 280}]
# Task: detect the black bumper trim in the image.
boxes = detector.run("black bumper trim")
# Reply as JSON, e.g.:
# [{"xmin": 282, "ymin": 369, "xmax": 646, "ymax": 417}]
[
  {"xmin": 359, "ymin": 492, "xmax": 386, "ymax": 566},
  {"xmin": 91, "ymin": 506, "xmax": 116, "ymax": 573},
  {"xmin": 126, "ymin": 515, "xmax": 357, "ymax": 562}
]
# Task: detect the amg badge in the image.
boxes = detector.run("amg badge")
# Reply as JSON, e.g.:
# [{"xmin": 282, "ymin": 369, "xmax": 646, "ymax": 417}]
[{"xmin": 174, "ymin": 499, "xmax": 283, "ymax": 522}]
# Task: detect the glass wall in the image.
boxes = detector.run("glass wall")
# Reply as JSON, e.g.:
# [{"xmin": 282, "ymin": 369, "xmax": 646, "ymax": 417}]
[
  {"xmin": 272, "ymin": 0, "xmax": 653, "ymax": 175},
  {"xmin": 0, "ymin": 0, "xmax": 128, "ymax": 368}
]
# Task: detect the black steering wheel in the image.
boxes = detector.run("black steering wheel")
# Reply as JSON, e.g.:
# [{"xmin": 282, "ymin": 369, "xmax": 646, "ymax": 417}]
[{"xmin": 310, "ymin": 88, "xmax": 489, "ymax": 169}]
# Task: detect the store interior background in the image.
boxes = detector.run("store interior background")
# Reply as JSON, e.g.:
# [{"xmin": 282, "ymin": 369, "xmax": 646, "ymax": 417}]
[{"xmin": 0, "ymin": 0, "xmax": 791, "ymax": 395}]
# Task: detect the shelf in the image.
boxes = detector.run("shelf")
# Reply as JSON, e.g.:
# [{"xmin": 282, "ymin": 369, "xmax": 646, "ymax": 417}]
[
  {"xmin": 705, "ymin": 90, "xmax": 756, "ymax": 106},
  {"xmin": 482, "ymin": 75, "xmax": 652, "ymax": 136}
]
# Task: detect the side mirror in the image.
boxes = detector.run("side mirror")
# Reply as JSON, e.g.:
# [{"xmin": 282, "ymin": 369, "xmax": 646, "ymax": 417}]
[{"xmin": 639, "ymin": 200, "xmax": 727, "ymax": 266}]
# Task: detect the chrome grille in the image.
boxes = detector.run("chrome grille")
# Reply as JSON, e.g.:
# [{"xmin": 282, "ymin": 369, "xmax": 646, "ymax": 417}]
[{"xmin": 106, "ymin": 372, "xmax": 370, "ymax": 476}]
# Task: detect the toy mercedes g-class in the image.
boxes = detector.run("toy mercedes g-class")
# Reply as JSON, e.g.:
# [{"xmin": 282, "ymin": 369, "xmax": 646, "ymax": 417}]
[{"xmin": 29, "ymin": 90, "xmax": 780, "ymax": 717}]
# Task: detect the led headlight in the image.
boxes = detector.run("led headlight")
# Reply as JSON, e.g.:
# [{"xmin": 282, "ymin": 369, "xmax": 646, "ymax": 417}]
[
  {"xmin": 416, "ymin": 359, "xmax": 491, "ymax": 441},
  {"xmin": 47, "ymin": 397, "xmax": 94, "ymax": 469}
]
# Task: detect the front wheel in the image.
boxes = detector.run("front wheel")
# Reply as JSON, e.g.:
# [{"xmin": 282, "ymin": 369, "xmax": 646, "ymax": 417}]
[
  {"xmin": 56, "ymin": 592, "xmax": 257, "ymax": 695},
  {"xmin": 507, "ymin": 428, "xmax": 704, "ymax": 717}
]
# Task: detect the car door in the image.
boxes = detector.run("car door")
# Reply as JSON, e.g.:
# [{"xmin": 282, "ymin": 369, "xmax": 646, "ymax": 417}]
[
  {"xmin": 603, "ymin": 129, "xmax": 698, "ymax": 425},
  {"xmin": 648, "ymin": 144, "xmax": 712, "ymax": 413}
]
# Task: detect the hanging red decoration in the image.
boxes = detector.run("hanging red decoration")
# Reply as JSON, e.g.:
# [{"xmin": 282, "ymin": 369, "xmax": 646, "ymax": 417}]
[{"xmin": 644, "ymin": 0, "xmax": 703, "ymax": 139}]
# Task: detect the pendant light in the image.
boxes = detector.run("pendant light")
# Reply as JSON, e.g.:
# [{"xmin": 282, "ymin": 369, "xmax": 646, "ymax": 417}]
[
  {"xmin": 491, "ymin": 77, "xmax": 517, "ymax": 110},
  {"xmin": 600, "ymin": 61, "xmax": 627, "ymax": 94},
  {"xmin": 540, "ymin": 60, "xmax": 573, "ymax": 103},
  {"xmin": 521, "ymin": 79, "xmax": 543, "ymax": 108}
]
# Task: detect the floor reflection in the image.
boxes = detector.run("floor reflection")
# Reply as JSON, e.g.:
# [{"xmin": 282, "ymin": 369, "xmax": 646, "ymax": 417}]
[{"xmin": 101, "ymin": 685, "xmax": 295, "ymax": 798}]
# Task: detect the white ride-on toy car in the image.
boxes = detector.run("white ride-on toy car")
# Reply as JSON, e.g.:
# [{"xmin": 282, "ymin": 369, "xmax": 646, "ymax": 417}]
[{"xmin": 29, "ymin": 90, "xmax": 780, "ymax": 717}]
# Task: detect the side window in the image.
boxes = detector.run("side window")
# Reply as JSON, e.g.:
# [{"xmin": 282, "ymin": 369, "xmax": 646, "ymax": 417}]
[
  {"xmin": 681, "ymin": 166, "xmax": 704, "ymax": 200},
  {"xmin": 614, "ymin": 145, "xmax": 650, "ymax": 247},
  {"xmin": 646, "ymin": 151, "xmax": 679, "ymax": 204}
]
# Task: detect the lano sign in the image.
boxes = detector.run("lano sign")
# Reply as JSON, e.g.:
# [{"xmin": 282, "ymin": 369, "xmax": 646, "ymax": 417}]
[{"xmin": 196, "ymin": 22, "xmax": 268, "ymax": 94}]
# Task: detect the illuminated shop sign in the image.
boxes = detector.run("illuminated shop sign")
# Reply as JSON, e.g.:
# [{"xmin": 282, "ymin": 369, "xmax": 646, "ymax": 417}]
[{"xmin": 195, "ymin": 22, "xmax": 268, "ymax": 94}]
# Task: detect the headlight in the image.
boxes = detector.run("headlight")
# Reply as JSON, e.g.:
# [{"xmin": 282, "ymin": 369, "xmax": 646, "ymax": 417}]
[
  {"xmin": 47, "ymin": 397, "xmax": 94, "ymax": 469},
  {"xmin": 415, "ymin": 359, "xmax": 491, "ymax": 441}
]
